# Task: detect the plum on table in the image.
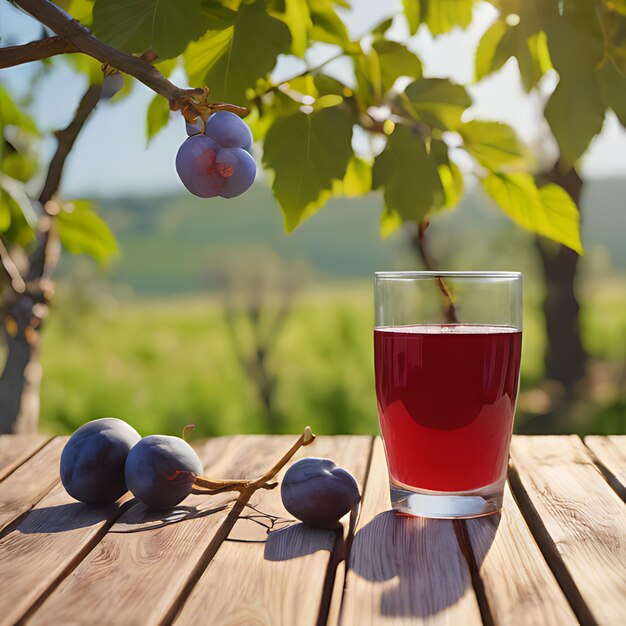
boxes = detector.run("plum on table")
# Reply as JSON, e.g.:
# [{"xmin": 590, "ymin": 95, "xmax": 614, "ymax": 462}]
[
  {"xmin": 124, "ymin": 435, "xmax": 204, "ymax": 510},
  {"xmin": 60, "ymin": 417, "xmax": 141, "ymax": 504},
  {"xmin": 281, "ymin": 458, "xmax": 361, "ymax": 529}
]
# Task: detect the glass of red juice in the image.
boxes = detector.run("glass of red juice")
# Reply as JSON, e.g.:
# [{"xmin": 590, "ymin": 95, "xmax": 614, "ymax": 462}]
[{"xmin": 374, "ymin": 271, "xmax": 522, "ymax": 519}]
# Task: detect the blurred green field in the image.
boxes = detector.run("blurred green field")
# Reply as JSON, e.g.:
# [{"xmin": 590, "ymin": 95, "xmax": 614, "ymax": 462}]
[
  {"xmin": 38, "ymin": 279, "xmax": 625, "ymax": 438},
  {"xmin": 29, "ymin": 179, "xmax": 626, "ymax": 437}
]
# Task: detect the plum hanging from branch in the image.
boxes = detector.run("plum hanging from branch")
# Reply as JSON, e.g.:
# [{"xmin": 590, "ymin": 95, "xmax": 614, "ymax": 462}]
[{"xmin": 176, "ymin": 110, "xmax": 256, "ymax": 199}]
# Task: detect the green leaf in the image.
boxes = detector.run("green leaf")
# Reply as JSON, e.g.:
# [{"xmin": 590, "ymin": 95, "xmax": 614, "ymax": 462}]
[
  {"xmin": 263, "ymin": 107, "xmax": 354, "ymax": 232},
  {"xmin": 354, "ymin": 40, "xmax": 422, "ymax": 105},
  {"xmin": 598, "ymin": 60, "xmax": 626, "ymax": 126},
  {"xmin": 372, "ymin": 17, "xmax": 394, "ymax": 36},
  {"xmin": 373, "ymin": 39, "xmax": 423, "ymax": 95},
  {"xmin": 459, "ymin": 121, "xmax": 523, "ymax": 171},
  {"xmin": 519, "ymin": 31, "xmax": 551, "ymax": 91},
  {"xmin": 57, "ymin": 200, "xmax": 119, "ymax": 265},
  {"xmin": 308, "ymin": 0, "xmax": 352, "ymax": 49},
  {"xmin": 55, "ymin": 0, "xmax": 94, "ymax": 25},
  {"xmin": 0, "ymin": 86, "xmax": 37, "ymax": 134},
  {"xmin": 545, "ymin": 15, "xmax": 603, "ymax": 81},
  {"xmin": 185, "ymin": 1, "xmax": 291, "ymax": 103},
  {"xmin": 146, "ymin": 95, "xmax": 171, "ymax": 142},
  {"xmin": 475, "ymin": 19, "xmax": 507, "ymax": 82},
  {"xmin": 272, "ymin": 0, "xmax": 311, "ymax": 57},
  {"xmin": 512, "ymin": 30, "xmax": 550, "ymax": 92},
  {"xmin": 92, "ymin": 0, "xmax": 209, "ymax": 60},
  {"xmin": 403, "ymin": 78, "xmax": 471, "ymax": 130},
  {"xmin": 434, "ymin": 160, "xmax": 463, "ymax": 212},
  {"xmin": 422, "ymin": 0, "xmax": 475, "ymax": 36},
  {"xmin": 403, "ymin": 0, "xmax": 420, "ymax": 35},
  {"xmin": 201, "ymin": 1, "xmax": 238, "ymax": 29},
  {"xmin": 2, "ymin": 151, "xmax": 38, "ymax": 182},
  {"xmin": 247, "ymin": 91, "xmax": 302, "ymax": 141},
  {"xmin": 332, "ymin": 156, "xmax": 372, "ymax": 197},
  {"xmin": 380, "ymin": 206, "xmax": 403, "ymax": 239},
  {"xmin": 0, "ymin": 186, "xmax": 34, "ymax": 245},
  {"xmin": 542, "ymin": 16, "xmax": 606, "ymax": 164},
  {"xmin": 482, "ymin": 172, "xmax": 583, "ymax": 254},
  {"xmin": 313, "ymin": 94, "xmax": 343, "ymax": 110},
  {"xmin": 372, "ymin": 123, "xmax": 441, "ymax": 222},
  {"xmin": 544, "ymin": 76, "xmax": 605, "ymax": 167},
  {"xmin": 0, "ymin": 189, "xmax": 13, "ymax": 232},
  {"xmin": 314, "ymin": 73, "xmax": 350, "ymax": 96}
]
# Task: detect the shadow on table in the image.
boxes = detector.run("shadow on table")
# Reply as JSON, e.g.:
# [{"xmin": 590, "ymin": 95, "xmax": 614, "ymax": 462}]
[
  {"xmin": 13, "ymin": 499, "xmax": 232, "ymax": 535},
  {"xmin": 264, "ymin": 522, "xmax": 339, "ymax": 561},
  {"xmin": 350, "ymin": 510, "xmax": 500, "ymax": 619},
  {"xmin": 9, "ymin": 502, "xmax": 123, "ymax": 534}
]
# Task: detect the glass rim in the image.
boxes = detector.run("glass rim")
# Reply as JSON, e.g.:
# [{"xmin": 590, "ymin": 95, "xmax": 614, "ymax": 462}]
[{"xmin": 374, "ymin": 271, "xmax": 522, "ymax": 280}]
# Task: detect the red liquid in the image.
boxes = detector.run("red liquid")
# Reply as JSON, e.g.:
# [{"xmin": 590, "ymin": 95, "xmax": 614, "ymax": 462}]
[{"xmin": 374, "ymin": 325, "xmax": 522, "ymax": 493}]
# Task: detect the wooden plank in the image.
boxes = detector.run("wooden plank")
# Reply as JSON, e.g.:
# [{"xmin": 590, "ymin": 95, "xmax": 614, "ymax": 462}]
[
  {"xmin": 340, "ymin": 437, "xmax": 482, "ymax": 625},
  {"xmin": 584, "ymin": 435, "xmax": 626, "ymax": 500},
  {"xmin": 174, "ymin": 435, "xmax": 373, "ymax": 626},
  {"xmin": 509, "ymin": 435, "xmax": 626, "ymax": 626},
  {"xmin": 0, "ymin": 434, "xmax": 50, "ymax": 482},
  {"xmin": 465, "ymin": 483, "xmax": 578, "ymax": 625},
  {"xmin": 0, "ymin": 437, "xmax": 231, "ymax": 626},
  {"xmin": 29, "ymin": 436, "xmax": 301, "ymax": 626},
  {"xmin": 0, "ymin": 437, "xmax": 66, "ymax": 533}
]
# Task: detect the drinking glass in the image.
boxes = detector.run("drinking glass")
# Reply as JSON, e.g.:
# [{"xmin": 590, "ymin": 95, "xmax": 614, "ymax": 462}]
[{"xmin": 374, "ymin": 271, "xmax": 523, "ymax": 519}]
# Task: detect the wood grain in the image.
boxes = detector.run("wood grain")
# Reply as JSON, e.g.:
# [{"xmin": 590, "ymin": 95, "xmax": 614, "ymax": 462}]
[
  {"xmin": 0, "ymin": 434, "xmax": 50, "ymax": 482},
  {"xmin": 340, "ymin": 437, "xmax": 482, "ymax": 625},
  {"xmin": 28, "ymin": 436, "xmax": 296, "ymax": 626},
  {"xmin": 465, "ymin": 483, "xmax": 577, "ymax": 625},
  {"xmin": 510, "ymin": 435, "xmax": 626, "ymax": 626},
  {"xmin": 0, "ymin": 437, "xmax": 65, "ymax": 533},
  {"xmin": 584, "ymin": 435, "xmax": 626, "ymax": 500},
  {"xmin": 0, "ymin": 484, "xmax": 129, "ymax": 625},
  {"xmin": 173, "ymin": 436, "xmax": 373, "ymax": 626},
  {"xmin": 0, "ymin": 438, "xmax": 229, "ymax": 625}
]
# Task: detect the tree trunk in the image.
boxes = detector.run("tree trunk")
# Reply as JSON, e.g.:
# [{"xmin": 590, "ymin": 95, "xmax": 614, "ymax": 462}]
[
  {"xmin": 535, "ymin": 162, "xmax": 587, "ymax": 393},
  {"xmin": 0, "ymin": 312, "xmax": 41, "ymax": 433},
  {"xmin": 0, "ymin": 84, "xmax": 101, "ymax": 433}
]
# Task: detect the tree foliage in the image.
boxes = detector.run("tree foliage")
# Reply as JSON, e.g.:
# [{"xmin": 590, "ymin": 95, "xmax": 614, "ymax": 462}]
[{"xmin": 3, "ymin": 0, "xmax": 626, "ymax": 266}]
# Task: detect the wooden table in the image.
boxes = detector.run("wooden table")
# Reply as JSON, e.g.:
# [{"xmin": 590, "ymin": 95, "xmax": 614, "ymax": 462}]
[{"xmin": 0, "ymin": 434, "xmax": 624, "ymax": 625}]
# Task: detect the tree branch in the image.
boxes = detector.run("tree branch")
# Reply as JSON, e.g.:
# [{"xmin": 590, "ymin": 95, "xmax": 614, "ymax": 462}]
[
  {"xmin": 412, "ymin": 221, "xmax": 459, "ymax": 324},
  {"xmin": 39, "ymin": 83, "xmax": 102, "ymax": 205},
  {"xmin": 27, "ymin": 81, "xmax": 102, "ymax": 281},
  {"xmin": 0, "ymin": 35, "xmax": 77, "ymax": 69},
  {"xmin": 9, "ymin": 0, "xmax": 247, "ymax": 116},
  {"xmin": 0, "ymin": 236, "xmax": 26, "ymax": 294}
]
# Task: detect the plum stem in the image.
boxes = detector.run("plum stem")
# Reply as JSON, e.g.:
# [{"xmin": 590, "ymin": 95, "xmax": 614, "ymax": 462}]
[
  {"xmin": 192, "ymin": 426, "xmax": 316, "ymax": 495},
  {"xmin": 181, "ymin": 424, "xmax": 196, "ymax": 441}
]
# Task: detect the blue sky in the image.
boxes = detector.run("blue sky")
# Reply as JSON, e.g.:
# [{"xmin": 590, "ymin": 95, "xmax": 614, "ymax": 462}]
[{"xmin": 1, "ymin": 1, "xmax": 625, "ymax": 198}]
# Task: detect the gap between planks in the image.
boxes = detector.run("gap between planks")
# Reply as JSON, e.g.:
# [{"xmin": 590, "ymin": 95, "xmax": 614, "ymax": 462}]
[
  {"xmin": 0, "ymin": 437, "xmax": 67, "ymax": 536},
  {"xmin": 508, "ymin": 435, "xmax": 626, "ymax": 626},
  {"xmin": 0, "ymin": 434, "xmax": 52, "ymax": 483},
  {"xmin": 1, "ymin": 438, "xmax": 232, "ymax": 626},
  {"xmin": 583, "ymin": 435, "xmax": 626, "ymax": 501},
  {"xmin": 170, "ymin": 435, "xmax": 375, "ymax": 626},
  {"xmin": 28, "ymin": 435, "xmax": 354, "ymax": 626},
  {"xmin": 339, "ymin": 437, "xmax": 483, "ymax": 626}
]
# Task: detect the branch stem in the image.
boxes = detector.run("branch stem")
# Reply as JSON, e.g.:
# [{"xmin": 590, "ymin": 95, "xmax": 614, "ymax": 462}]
[
  {"xmin": 9, "ymin": 0, "xmax": 246, "ymax": 116},
  {"xmin": 0, "ymin": 35, "xmax": 77, "ymax": 68},
  {"xmin": 192, "ymin": 426, "xmax": 316, "ymax": 495},
  {"xmin": 11, "ymin": 0, "xmax": 187, "ymax": 101},
  {"xmin": 413, "ymin": 221, "xmax": 459, "ymax": 324}
]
